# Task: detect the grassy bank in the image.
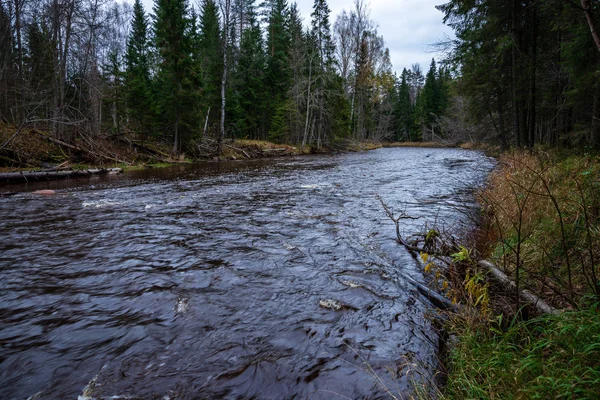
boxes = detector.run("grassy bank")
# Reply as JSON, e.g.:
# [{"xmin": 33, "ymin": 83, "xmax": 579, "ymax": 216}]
[
  {"xmin": 439, "ymin": 149, "xmax": 600, "ymax": 398},
  {"xmin": 446, "ymin": 308, "xmax": 600, "ymax": 398}
]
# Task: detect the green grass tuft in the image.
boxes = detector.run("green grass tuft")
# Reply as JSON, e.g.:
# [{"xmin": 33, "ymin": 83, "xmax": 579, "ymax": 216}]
[{"xmin": 445, "ymin": 308, "xmax": 600, "ymax": 399}]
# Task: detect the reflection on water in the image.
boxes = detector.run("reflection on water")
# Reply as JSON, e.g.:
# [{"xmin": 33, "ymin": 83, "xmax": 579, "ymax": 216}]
[{"xmin": 0, "ymin": 148, "xmax": 492, "ymax": 399}]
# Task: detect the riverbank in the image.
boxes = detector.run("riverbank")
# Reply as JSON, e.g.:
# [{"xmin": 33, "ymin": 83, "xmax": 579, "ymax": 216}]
[
  {"xmin": 437, "ymin": 149, "xmax": 600, "ymax": 398},
  {"xmin": 0, "ymin": 124, "xmax": 388, "ymax": 172},
  {"xmin": 1, "ymin": 123, "xmax": 467, "ymax": 182}
]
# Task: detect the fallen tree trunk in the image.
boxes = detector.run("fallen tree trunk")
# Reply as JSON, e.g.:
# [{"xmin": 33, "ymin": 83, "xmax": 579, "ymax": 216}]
[
  {"xmin": 478, "ymin": 260, "xmax": 562, "ymax": 315},
  {"xmin": 225, "ymin": 143, "xmax": 251, "ymax": 159},
  {"xmin": 0, "ymin": 168, "xmax": 123, "ymax": 183}
]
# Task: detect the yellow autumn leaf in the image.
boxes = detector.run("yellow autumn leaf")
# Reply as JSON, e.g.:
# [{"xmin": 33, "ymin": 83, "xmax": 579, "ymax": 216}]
[{"xmin": 424, "ymin": 263, "xmax": 433, "ymax": 273}]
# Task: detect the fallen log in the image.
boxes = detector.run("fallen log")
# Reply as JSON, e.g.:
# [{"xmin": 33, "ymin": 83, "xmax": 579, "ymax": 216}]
[
  {"xmin": 0, "ymin": 168, "xmax": 123, "ymax": 184},
  {"xmin": 478, "ymin": 260, "xmax": 562, "ymax": 315},
  {"xmin": 225, "ymin": 143, "xmax": 251, "ymax": 159}
]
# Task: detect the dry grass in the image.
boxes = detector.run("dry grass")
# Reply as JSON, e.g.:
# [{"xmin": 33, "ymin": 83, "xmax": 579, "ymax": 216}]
[
  {"xmin": 382, "ymin": 141, "xmax": 452, "ymax": 148},
  {"xmin": 479, "ymin": 149, "xmax": 600, "ymax": 308},
  {"xmin": 0, "ymin": 124, "xmax": 66, "ymax": 170},
  {"xmin": 437, "ymin": 149, "xmax": 600, "ymax": 400}
]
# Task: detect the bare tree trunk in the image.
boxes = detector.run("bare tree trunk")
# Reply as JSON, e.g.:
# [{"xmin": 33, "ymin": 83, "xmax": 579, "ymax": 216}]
[
  {"xmin": 173, "ymin": 110, "xmax": 179, "ymax": 155},
  {"xmin": 302, "ymin": 57, "xmax": 313, "ymax": 147},
  {"xmin": 203, "ymin": 107, "xmax": 211, "ymax": 138},
  {"xmin": 592, "ymin": 85, "xmax": 600, "ymax": 148},
  {"xmin": 528, "ymin": 3, "xmax": 538, "ymax": 149},
  {"xmin": 14, "ymin": 0, "xmax": 23, "ymax": 120},
  {"xmin": 512, "ymin": 0, "xmax": 521, "ymax": 147},
  {"xmin": 581, "ymin": 0, "xmax": 600, "ymax": 54},
  {"xmin": 218, "ymin": 0, "xmax": 231, "ymax": 157},
  {"xmin": 53, "ymin": 0, "xmax": 75, "ymax": 140}
]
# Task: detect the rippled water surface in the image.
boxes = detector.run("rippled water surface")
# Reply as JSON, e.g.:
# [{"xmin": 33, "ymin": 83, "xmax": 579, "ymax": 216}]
[{"xmin": 0, "ymin": 148, "xmax": 492, "ymax": 399}]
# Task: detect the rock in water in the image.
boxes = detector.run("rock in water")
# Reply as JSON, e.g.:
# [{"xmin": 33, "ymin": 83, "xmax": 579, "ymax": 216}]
[{"xmin": 319, "ymin": 299, "xmax": 342, "ymax": 311}]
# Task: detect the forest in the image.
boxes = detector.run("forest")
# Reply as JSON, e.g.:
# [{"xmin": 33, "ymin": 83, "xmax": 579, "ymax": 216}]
[
  {"xmin": 437, "ymin": 0, "xmax": 600, "ymax": 150},
  {"xmin": 1, "ymin": 1, "xmax": 600, "ymax": 397},
  {"xmin": 1, "ymin": 0, "xmax": 599, "ymax": 161},
  {"xmin": 0, "ymin": 0, "xmax": 454, "ymax": 160}
]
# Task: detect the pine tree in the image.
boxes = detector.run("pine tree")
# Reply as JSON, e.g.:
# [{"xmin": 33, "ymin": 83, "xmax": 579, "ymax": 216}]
[{"xmin": 125, "ymin": 0, "xmax": 152, "ymax": 137}]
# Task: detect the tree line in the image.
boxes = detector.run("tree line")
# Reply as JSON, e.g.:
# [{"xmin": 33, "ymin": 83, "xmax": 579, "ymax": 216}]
[
  {"xmin": 0, "ymin": 0, "xmax": 454, "ymax": 156},
  {"xmin": 437, "ymin": 0, "xmax": 600, "ymax": 149}
]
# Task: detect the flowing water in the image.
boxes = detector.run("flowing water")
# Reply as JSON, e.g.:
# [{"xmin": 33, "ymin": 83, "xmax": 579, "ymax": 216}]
[{"xmin": 0, "ymin": 148, "xmax": 492, "ymax": 399}]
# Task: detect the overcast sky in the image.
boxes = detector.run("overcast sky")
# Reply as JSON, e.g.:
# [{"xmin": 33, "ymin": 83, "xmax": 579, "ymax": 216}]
[
  {"xmin": 135, "ymin": 0, "xmax": 454, "ymax": 75},
  {"xmin": 294, "ymin": 0, "xmax": 454, "ymax": 74}
]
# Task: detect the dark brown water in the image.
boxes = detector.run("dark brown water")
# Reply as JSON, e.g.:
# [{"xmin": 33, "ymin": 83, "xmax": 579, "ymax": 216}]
[{"xmin": 0, "ymin": 148, "xmax": 492, "ymax": 399}]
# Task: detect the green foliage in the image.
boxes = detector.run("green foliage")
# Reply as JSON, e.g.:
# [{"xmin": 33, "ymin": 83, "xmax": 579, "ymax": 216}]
[
  {"xmin": 446, "ymin": 309, "xmax": 600, "ymax": 399},
  {"xmin": 437, "ymin": 0, "xmax": 600, "ymax": 148},
  {"xmin": 125, "ymin": 0, "xmax": 152, "ymax": 136},
  {"xmin": 394, "ymin": 68, "xmax": 413, "ymax": 141},
  {"xmin": 153, "ymin": 0, "xmax": 199, "ymax": 152},
  {"xmin": 229, "ymin": 0, "xmax": 266, "ymax": 139},
  {"xmin": 267, "ymin": 99, "xmax": 291, "ymax": 143},
  {"xmin": 25, "ymin": 19, "xmax": 55, "ymax": 92},
  {"xmin": 451, "ymin": 246, "xmax": 471, "ymax": 263},
  {"xmin": 265, "ymin": 0, "xmax": 291, "ymax": 100},
  {"xmin": 197, "ymin": 0, "xmax": 223, "ymax": 131},
  {"xmin": 413, "ymin": 58, "xmax": 452, "ymax": 138}
]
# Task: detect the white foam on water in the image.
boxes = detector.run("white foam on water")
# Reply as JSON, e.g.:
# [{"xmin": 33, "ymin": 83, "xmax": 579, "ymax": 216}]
[{"xmin": 82, "ymin": 200, "xmax": 122, "ymax": 208}]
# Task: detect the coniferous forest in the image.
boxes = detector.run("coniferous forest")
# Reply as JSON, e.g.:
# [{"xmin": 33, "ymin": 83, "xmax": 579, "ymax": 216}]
[
  {"xmin": 0, "ymin": 0, "xmax": 454, "ymax": 158},
  {"xmin": 1, "ymin": 0, "xmax": 599, "ymax": 159}
]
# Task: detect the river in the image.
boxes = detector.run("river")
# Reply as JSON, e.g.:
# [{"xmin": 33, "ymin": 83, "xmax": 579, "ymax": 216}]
[{"xmin": 0, "ymin": 147, "xmax": 492, "ymax": 399}]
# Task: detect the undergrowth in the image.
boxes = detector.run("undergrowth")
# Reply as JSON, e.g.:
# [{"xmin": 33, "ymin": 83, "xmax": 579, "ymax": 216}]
[
  {"xmin": 426, "ymin": 149, "xmax": 600, "ymax": 399},
  {"xmin": 445, "ymin": 307, "xmax": 600, "ymax": 399},
  {"xmin": 480, "ymin": 149, "xmax": 600, "ymax": 307}
]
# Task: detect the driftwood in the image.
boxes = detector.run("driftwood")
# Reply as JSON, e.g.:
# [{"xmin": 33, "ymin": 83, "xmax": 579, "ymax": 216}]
[
  {"xmin": 225, "ymin": 144, "xmax": 251, "ymax": 159},
  {"xmin": 117, "ymin": 137, "xmax": 172, "ymax": 160},
  {"xmin": 376, "ymin": 194, "xmax": 465, "ymax": 312},
  {"xmin": 378, "ymin": 195, "xmax": 562, "ymax": 316},
  {"xmin": 478, "ymin": 260, "xmax": 562, "ymax": 315},
  {"xmin": 0, "ymin": 168, "xmax": 123, "ymax": 183}
]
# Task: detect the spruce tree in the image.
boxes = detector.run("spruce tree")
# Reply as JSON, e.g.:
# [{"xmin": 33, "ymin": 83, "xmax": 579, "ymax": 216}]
[
  {"xmin": 265, "ymin": 0, "xmax": 290, "ymax": 100},
  {"xmin": 230, "ymin": 1, "xmax": 266, "ymax": 139},
  {"xmin": 125, "ymin": 0, "xmax": 152, "ymax": 137},
  {"xmin": 311, "ymin": 0, "xmax": 334, "ymax": 71},
  {"xmin": 415, "ymin": 58, "xmax": 439, "ymax": 137},
  {"xmin": 25, "ymin": 19, "xmax": 55, "ymax": 110},
  {"xmin": 197, "ymin": 0, "xmax": 223, "ymax": 135},
  {"xmin": 310, "ymin": 0, "xmax": 336, "ymax": 146},
  {"xmin": 153, "ymin": 0, "xmax": 196, "ymax": 153},
  {"xmin": 288, "ymin": 3, "xmax": 308, "ymax": 143},
  {"xmin": 394, "ymin": 68, "xmax": 413, "ymax": 141},
  {"xmin": 265, "ymin": 0, "xmax": 291, "ymax": 139}
]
